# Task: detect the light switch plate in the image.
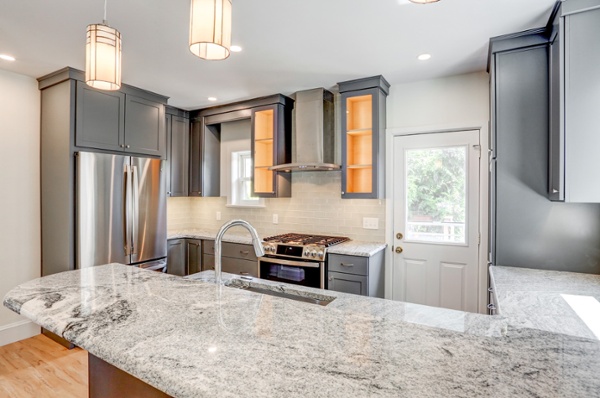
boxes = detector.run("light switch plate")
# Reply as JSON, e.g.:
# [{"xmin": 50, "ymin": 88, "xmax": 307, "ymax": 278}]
[
  {"xmin": 363, "ymin": 217, "xmax": 379, "ymax": 230},
  {"xmin": 273, "ymin": 214, "xmax": 279, "ymax": 224},
  {"xmin": 216, "ymin": 211, "xmax": 221, "ymax": 221}
]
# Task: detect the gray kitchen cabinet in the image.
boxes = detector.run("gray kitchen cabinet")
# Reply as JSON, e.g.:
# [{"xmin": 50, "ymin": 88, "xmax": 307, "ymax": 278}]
[
  {"xmin": 548, "ymin": 1, "xmax": 600, "ymax": 202},
  {"xmin": 167, "ymin": 239, "xmax": 186, "ymax": 276},
  {"xmin": 327, "ymin": 252, "xmax": 384, "ymax": 297},
  {"xmin": 74, "ymin": 79, "xmax": 166, "ymax": 159},
  {"xmin": 167, "ymin": 238, "xmax": 202, "ymax": 276},
  {"xmin": 251, "ymin": 104, "xmax": 292, "ymax": 198},
  {"xmin": 338, "ymin": 76, "xmax": 389, "ymax": 199},
  {"xmin": 186, "ymin": 239, "xmax": 202, "ymax": 275},
  {"xmin": 124, "ymin": 94, "xmax": 166, "ymax": 158},
  {"xmin": 202, "ymin": 240, "xmax": 259, "ymax": 277},
  {"xmin": 75, "ymin": 82, "xmax": 125, "ymax": 152},
  {"xmin": 189, "ymin": 119, "xmax": 220, "ymax": 197},
  {"xmin": 189, "ymin": 94, "xmax": 293, "ymax": 197},
  {"xmin": 166, "ymin": 108, "xmax": 190, "ymax": 197}
]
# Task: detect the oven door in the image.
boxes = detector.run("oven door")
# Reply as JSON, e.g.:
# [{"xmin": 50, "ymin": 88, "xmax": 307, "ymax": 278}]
[{"xmin": 258, "ymin": 257, "xmax": 324, "ymax": 289}]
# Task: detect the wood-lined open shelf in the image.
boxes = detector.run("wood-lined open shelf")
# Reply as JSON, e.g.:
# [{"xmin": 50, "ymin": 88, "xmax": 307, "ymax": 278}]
[
  {"xmin": 252, "ymin": 107, "xmax": 275, "ymax": 194},
  {"xmin": 345, "ymin": 94, "xmax": 373, "ymax": 194},
  {"xmin": 339, "ymin": 75, "xmax": 389, "ymax": 199}
]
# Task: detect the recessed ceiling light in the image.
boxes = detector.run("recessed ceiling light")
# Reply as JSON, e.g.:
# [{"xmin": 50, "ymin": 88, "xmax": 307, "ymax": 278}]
[
  {"xmin": 418, "ymin": 53, "xmax": 432, "ymax": 61},
  {"xmin": 230, "ymin": 45, "xmax": 242, "ymax": 52},
  {"xmin": 0, "ymin": 54, "xmax": 16, "ymax": 62},
  {"xmin": 208, "ymin": 97, "xmax": 217, "ymax": 101}
]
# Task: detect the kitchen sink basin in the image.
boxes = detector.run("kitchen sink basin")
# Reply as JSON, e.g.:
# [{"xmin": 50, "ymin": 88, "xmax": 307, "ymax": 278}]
[{"xmin": 226, "ymin": 279, "xmax": 336, "ymax": 306}]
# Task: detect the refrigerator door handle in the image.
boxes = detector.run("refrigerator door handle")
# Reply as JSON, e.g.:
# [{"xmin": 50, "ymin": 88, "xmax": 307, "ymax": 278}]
[
  {"xmin": 131, "ymin": 165, "xmax": 140, "ymax": 255},
  {"xmin": 124, "ymin": 164, "xmax": 133, "ymax": 256}
]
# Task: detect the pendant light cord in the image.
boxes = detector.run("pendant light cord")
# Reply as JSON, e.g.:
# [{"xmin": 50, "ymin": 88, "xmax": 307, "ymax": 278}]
[{"xmin": 103, "ymin": 0, "xmax": 108, "ymax": 25}]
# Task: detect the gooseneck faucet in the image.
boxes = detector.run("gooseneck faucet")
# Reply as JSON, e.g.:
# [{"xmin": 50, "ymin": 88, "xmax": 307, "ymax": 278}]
[{"xmin": 214, "ymin": 220, "xmax": 265, "ymax": 285}]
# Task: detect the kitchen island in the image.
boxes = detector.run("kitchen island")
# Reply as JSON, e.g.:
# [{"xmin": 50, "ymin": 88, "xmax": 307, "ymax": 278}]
[{"xmin": 4, "ymin": 264, "xmax": 600, "ymax": 397}]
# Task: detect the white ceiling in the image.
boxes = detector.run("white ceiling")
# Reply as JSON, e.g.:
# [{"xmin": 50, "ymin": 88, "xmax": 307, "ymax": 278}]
[{"xmin": 0, "ymin": 0, "xmax": 556, "ymax": 109}]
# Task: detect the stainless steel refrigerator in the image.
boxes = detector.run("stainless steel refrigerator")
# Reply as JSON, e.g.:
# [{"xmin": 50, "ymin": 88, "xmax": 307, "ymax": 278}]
[{"xmin": 76, "ymin": 151, "xmax": 167, "ymax": 270}]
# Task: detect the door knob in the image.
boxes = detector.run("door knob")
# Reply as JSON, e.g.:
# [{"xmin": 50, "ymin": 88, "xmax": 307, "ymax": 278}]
[
  {"xmin": 396, "ymin": 233, "xmax": 403, "ymax": 240},
  {"xmin": 395, "ymin": 246, "xmax": 403, "ymax": 254}
]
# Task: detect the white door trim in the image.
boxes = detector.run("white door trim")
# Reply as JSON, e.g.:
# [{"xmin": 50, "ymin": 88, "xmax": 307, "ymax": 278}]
[{"xmin": 384, "ymin": 121, "xmax": 490, "ymax": 314}]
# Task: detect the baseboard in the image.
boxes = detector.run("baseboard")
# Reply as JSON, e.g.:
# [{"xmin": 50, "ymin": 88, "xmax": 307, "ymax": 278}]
[{"xmin": 0, "ymin": 319, "xmax": 40, "ymax": 346}]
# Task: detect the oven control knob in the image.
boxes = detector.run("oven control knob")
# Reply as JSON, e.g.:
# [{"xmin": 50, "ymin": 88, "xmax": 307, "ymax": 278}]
[
  {"xmin": 304, "ymin": 250, "xmax": 310, "ymax": 257},
  {"xmin": 311, "ymin": 250, "xmax": 317, "ymax": 258},
  {"xmin": 317, "ymin": 251, "xmax": 324, "ymax": 259}
]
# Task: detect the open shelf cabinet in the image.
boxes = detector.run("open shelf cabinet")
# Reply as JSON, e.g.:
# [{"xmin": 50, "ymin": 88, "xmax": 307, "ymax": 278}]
[
  {"xmin": 251, "ymin": 104, "xmax": 292, "ymax": 197},
  {"xmin": 339, "ymin": 76, "xmax": 389, "ymax": 199}
]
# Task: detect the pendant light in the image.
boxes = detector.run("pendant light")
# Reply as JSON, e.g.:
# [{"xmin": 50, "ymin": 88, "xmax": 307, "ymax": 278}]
[
  {"xmin": 85, "ymin": 0, "xmax": 122, "ymax": 90},
  {"xmin": 189, "ymin": 0, "xmax": 232, "ymax": 60}
]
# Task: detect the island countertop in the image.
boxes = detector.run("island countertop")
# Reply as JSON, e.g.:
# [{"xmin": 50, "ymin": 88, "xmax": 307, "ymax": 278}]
[{"xmin": 4, "ymin": 264, "xmax": 600, "ymax": 397}]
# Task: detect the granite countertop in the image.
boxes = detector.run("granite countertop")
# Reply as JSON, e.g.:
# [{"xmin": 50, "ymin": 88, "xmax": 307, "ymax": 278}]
[
  {"xmin": 168, "ymin": 229, "xmax": 387, "ymax": 257},
  {"xmin": 5, "ymin": 264, "xmax": 600, "ymax": 397},
  {"xmin": 490, "ymin": 265, "xmax": 600, "ymax": 340}
]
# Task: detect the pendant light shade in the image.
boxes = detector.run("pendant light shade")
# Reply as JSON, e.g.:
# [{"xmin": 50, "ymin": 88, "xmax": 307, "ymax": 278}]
[
  {"xmin": 86, "ymin": 23, "xmax": 122, "ymax": 90},
  {"xmin": 189, "ymin": 0, "xmax": 232, "ymax": 60}
]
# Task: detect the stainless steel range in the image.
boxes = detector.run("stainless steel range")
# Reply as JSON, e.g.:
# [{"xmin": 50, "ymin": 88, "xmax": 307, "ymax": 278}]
[{"xmin": 259, "ymin": 233, "xmax": 350, "ymax": 289}]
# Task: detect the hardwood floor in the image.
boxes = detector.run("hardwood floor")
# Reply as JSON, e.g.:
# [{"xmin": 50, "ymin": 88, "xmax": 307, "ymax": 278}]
[{"xmin": 0, "ymin": 334, "xmax": 87, "ymax": 397}]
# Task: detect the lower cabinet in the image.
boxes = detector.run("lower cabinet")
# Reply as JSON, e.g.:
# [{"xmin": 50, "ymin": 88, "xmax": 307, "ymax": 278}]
[
  {"xmin": 327, "ymin": 251, "xmax": 384, "ymax": 298},
  {"xmin": 167, "ymin": 238, "xmax": 202, "ymax": 276},
  {"xmin": 167, "ymin": 239, "xmax": 186, "ymax": 276},
  {"xmin": 202, "ymin": 241, "xmax": 259, "ymax": 277}
]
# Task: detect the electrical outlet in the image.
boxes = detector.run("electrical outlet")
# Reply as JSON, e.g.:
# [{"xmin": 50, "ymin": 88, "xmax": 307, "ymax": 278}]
[
  {"xmin": 272, "ymin": 214, "xmax": 279, "ymax": 224},
  {"xmin": 363, "ymin": 217, "xmax": 379, "ymax": 230},
  {"xmin": 216, "ymin": 211, "xmax": 221, "ymax": 221}
]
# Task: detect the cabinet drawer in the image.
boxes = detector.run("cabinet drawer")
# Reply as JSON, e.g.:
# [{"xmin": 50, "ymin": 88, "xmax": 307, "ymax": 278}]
[
  {"xmin": 203, "ymin": 241, "xmax": 258, "ymax": 262},
  {"xmin": 328, "ymin": 254, "xmax": 368, "ymax": 276},
  {"xmin": 202, "ymin": 254, "xmax": 258, "ymax": 277}
]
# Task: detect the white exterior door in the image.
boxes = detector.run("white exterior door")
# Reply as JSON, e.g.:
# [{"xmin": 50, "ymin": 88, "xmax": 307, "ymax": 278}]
[{"xmin": 392, "ymin": 130, "xmax": 480, "ymax": 312}]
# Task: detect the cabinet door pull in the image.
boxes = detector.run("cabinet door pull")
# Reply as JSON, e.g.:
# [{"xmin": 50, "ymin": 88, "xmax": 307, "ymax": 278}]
[
  {"xmin": 240, "ymin": 250, "xmax": 250, "ymax": 255},
  {"xmin": 340, "ymin": 263, "xmax": 354, "ymax": 267},
  {"xmin": 487, "ymin": 303, "xmax": 496, "ymax": 310}
]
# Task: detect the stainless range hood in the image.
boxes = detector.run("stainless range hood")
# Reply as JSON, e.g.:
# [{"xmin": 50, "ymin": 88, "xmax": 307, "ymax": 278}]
[{"xmin": 269, "ymin": 88, "xmax": 340, "ymax": 172}]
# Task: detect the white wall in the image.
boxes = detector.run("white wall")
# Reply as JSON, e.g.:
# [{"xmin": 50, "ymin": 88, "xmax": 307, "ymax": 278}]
[
  {"xmin": 0, "ymin": 69, "xmax": 41, "ymax": 345},
  {"xmin": 387, "ymin": 72, "xmax": 489, "ymax": 129}
]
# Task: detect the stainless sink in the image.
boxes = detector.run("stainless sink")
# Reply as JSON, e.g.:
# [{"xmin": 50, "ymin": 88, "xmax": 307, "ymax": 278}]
[{"xmin": 226, "ymin": 279, "xmax": 336, "ymax": 306}]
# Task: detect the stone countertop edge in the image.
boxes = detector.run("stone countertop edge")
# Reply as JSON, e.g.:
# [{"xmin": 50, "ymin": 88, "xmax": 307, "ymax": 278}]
[
  {"xmin": 4, "ymin": 264, "xmax": 600, "ymax": 398},
  {"xmin": 167, "ymin": 229, "xmax": 387, "ymax": 257}
]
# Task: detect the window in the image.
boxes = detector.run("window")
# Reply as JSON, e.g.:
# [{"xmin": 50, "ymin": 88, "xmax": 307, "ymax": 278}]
[{"xmin": 230, "ymin": 150, "xmax": 264, "ymax": 207}]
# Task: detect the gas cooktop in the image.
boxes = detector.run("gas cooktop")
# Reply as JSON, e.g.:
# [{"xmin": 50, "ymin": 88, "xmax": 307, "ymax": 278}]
[{"xmin": 263, "ymin": 233, "xmax": 350, "ymax": 247}]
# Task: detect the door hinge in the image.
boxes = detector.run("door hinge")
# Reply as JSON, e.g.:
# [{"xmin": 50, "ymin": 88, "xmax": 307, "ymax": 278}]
[{"xmin": 478, "ymin": 233, "xmax": 481, "ymax": 246}]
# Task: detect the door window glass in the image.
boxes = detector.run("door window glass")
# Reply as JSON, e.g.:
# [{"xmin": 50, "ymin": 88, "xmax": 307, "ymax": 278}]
[{"xmin": 405, "ymin": 146, "xmax": 467, "ymax": 244}]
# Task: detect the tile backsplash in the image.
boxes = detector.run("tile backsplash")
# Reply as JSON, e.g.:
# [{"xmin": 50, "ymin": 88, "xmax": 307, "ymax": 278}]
[{"xmin": 167, "ymin": 171, "xmax": 386, "ymax": 242}]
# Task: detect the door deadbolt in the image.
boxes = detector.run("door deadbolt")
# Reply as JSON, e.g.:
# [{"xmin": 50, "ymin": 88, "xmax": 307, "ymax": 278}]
[
  {"xmin": 396, "ymin": 233, "xmax": 403, "ymax": 240},
  {"xmin": 395, "ymin": 246, "xmax": 403, "ymax": 254}
]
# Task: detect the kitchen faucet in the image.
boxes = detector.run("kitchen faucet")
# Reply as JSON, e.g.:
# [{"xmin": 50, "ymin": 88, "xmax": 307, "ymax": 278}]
[{"xmin": 214, "ymin": 220, "xmax": 265, "ymax": 285}]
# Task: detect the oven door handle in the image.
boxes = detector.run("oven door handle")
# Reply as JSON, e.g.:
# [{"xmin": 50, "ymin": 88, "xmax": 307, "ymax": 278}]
[{"xmin": 259, "ymin": 257, "xmax": 321, "ymax": 268}]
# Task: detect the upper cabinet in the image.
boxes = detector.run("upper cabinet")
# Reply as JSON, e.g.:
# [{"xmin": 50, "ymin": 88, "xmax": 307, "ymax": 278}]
[
  {"xmin": 74, "ymin": 80, "xmax": 166, "ymax": 158},
  {"xmin": 166, "ymin": 107, "xmax": 190, "ymax": 197},
  {"xmin": 338, "ymin": 76, "xmax": 389, "ymax": 199},
  {"xmin": 549, "ymin": 1, "xmax": 600, "ymax": 202},
  {"xmin": 190, "ymin": 94, "xmax": 293, "ymax": 198},
  {"xmin": 251, "ymin": 104, "xmax": 291, "ymax": 197}
]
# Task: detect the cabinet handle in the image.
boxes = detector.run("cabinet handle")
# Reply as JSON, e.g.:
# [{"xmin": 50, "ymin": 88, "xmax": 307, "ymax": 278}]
[
  {"xmin": 487, "ymin": 304, "xmax": 496, "ymax": 310},
  {"xmin": 240, "ymin": 250, "xmax": 250, "ymax": 255},
  {"xmin": 488, "ymin": 287, "xmax": 494, "ymax": 293},
  {"xmin": 328, "ymin": 277, "xmax": 333, "ymax": 281},
  {"xmin": 120, "ymin": 144, "xmax": 125, "ymax": 148},
  {"xmin": 167, "ymin": 191, "xmax": 172, "ymax": 195},
  {"xmin": 126, "ymin": 145, "xmax": 131, "ymax": 149},
  {"xmin": 552, "ymin": 189, "xmax": 559, "ymax": 194},
  {"xmin": 340, "ymin": 263, "xmax": 354, "ymax": 267}
]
